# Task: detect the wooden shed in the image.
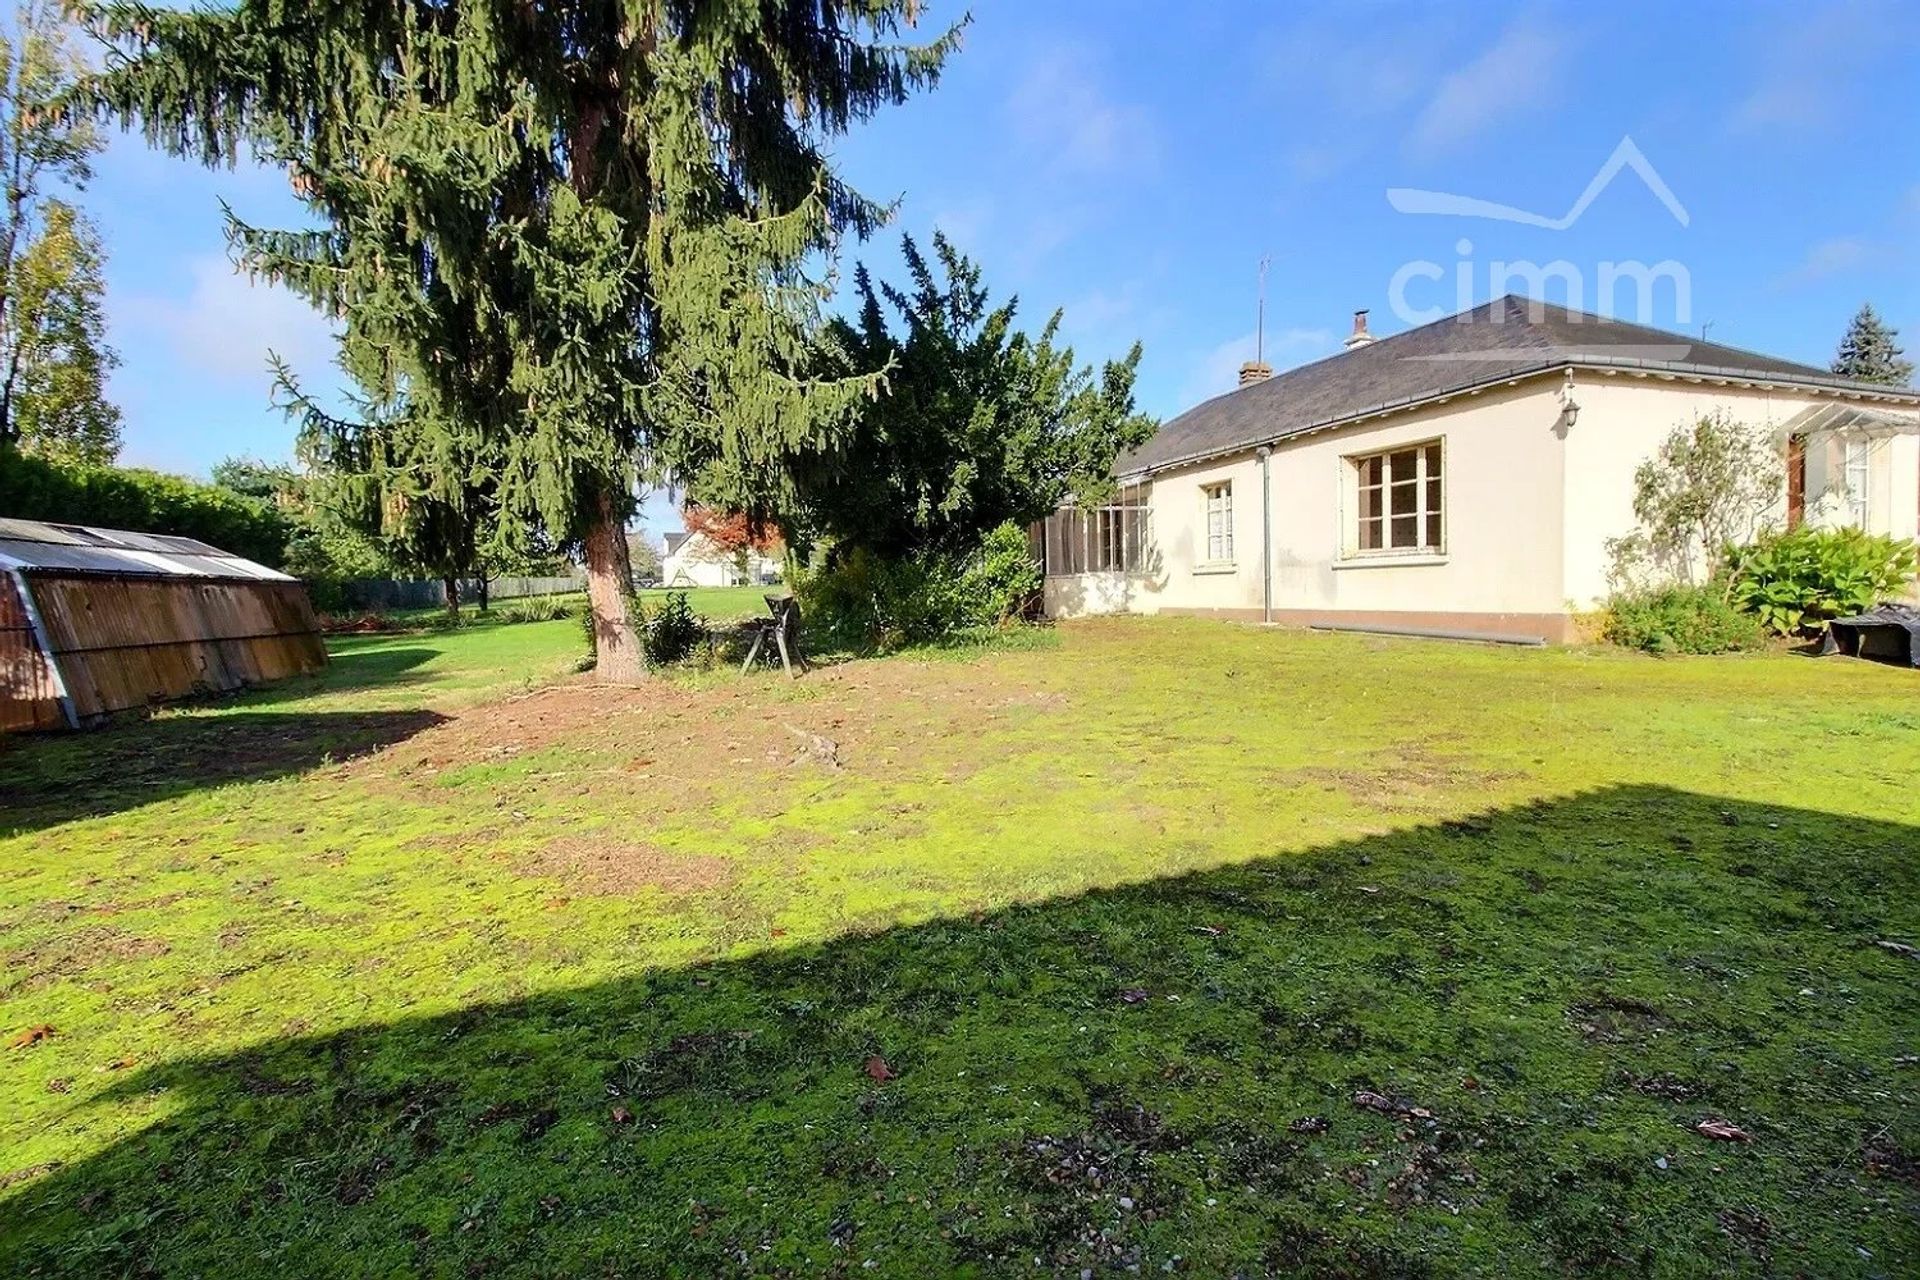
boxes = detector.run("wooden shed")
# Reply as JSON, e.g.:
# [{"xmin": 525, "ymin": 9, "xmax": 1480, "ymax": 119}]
[{"xmin": 0, "ymin": 518, "xmax": 326, "ymax": 732}]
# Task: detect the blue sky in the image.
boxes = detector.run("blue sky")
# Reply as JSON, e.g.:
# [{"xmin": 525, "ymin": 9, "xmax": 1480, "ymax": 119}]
[{"xmin": 90, "ymin": 0, "xmax": 1920, "ymax": 536}]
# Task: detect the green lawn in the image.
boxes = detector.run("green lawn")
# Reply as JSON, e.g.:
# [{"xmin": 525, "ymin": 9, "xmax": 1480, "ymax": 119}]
[{"xmin": 2, "ymin": 619, "xmax": 1916, "ymax": 1276}]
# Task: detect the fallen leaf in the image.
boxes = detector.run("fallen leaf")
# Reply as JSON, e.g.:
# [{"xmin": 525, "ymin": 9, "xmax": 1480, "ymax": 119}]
[
  {"xmin": 1289, "ymin": 1115, "xmax": 1329, "ymax": 1134},
  {"xmin": 1191, "ymin": 924, "xmax": 1226, "ymax": 937},
  {"xmin": 1873, "ymin": 940, "xmax": 1917, "ymax": 958},
  {"xmin": 1695, "ymin": 1119, "xmax": 1753, "ymax": 1143},
  {"xmin": 10, "ymin": 1024, "xmax": 54, "ymax": 1049},
  {"xmin": 1119, "ymin": 988, "xmax": 1151, "ymax": 1005},
  {"xmin": 864, "ymin": 1055, "xmax": 895, "ymax": 1083},
  {"xmin": 105, "ymin": 1056, "xmax": 136, "ymax": 1071},
  {"xmin": 610, "ymin": 1105, "xmax": 632, "ymax": 1124}
]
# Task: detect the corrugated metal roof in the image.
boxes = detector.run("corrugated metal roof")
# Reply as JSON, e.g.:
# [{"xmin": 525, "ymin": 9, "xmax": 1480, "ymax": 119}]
[{"xmin": 0, "ymin": 518, "xmax": 292, "ymax": 581}]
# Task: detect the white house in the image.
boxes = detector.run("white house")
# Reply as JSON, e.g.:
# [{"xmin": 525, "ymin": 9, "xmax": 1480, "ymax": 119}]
[
  {"xmin": 1038, "ymin": 296, "xmax": 1920, "ymax": 643},
  {"xmin": 660, "ymin": 530, "xmax": 782, "ymax": 588}
]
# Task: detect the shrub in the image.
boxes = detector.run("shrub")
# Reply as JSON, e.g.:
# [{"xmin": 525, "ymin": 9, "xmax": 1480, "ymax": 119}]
[
  {"xmin": 1601, "ymin": 584, "xmax": 1770, "ymax": 656},
  {"xmin": 0, "ymin": 447, "xmax": 292, "ymax": 567},
  {"xmin": 795, "ymin": 521, "xmax": 1041, "ymax": 652},
  {"xmin": 642, "ymin": 591, "xmax": 705, "ymax": 666},
  {"xmin": 497, "ymin": 595, "xmax": 576, "ymax": 624},
  {"xmin": 1727, "ymin": 525, "xmax": 1918, "ymax": 634},
  {"xmin": 966, "ymin": 521, "xmax": 1044, "ymax": 625},
  {"xmin": 1607, "ymin": 411, "xmax": 1781, "ymax": 586},
  {"xmin": 572, "ymin": 592, "xmax": 706, "ymax": 668}
]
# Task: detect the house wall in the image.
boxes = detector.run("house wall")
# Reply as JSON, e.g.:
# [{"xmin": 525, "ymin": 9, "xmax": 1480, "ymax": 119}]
[
  {"xmin": 1045, "ymin": 369, "xmax": 1920, "ymax": 637},
  {"xmin": 1049, "ymin": 378, "xmax": 1577, "ymax": 639},
  {"xmin": 662, "ymin": 552, "xmax": 743, "ymax": 588},
  {"xmin": 661, "ymin": 536, "xmax": 781, "ymax": 588},
  {"xmin": 1561, "ymin": 378, "xmax": 1920, "ymax": 608}
]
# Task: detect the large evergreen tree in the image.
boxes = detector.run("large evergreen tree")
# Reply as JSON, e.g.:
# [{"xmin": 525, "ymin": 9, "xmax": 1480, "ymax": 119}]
[
  {"xmin": 81, "ymin": 0, "xmax": 958, "ymax": 681},
  {"xmin": 282, "ymin": 384, "xmax": 499, "ymax": 616},
  {"xmin": 800, "ymin": 232, "xmax": 1155, "ymax": 558},
  {"xmin": 1831, "ymin": 303, "xmax": 1914, "ymax": 386}
]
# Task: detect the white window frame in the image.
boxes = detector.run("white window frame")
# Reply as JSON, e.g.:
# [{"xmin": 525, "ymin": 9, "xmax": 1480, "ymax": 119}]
[
  {"xmin": 1200, "ymin": 482, "xmax": 1234, "ymax": 567},
  {"xmin": 1344, "ymin": 438, "xmax": 1445, "ymax": 558},
  {"xmin": 1037, "ymin": 483, "xmax": 1152, "ymax": 576},
  {"xmin": 1843, "ymin": 438, "xmax": 1871, "ymax": 529}
]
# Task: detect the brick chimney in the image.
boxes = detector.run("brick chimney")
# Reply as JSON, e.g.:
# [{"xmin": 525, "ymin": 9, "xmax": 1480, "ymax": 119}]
[
  {"xmin": 1343, "ymin": 309, "xmax": 1375, "ymax": 351},
  {"xmin": 1238, "ymin": 360, "xmax": 1273, "ymax": 387}
]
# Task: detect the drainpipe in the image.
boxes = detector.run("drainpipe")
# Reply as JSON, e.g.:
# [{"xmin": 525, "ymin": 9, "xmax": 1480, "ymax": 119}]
[{"xmin": 1255, "ymin": 444, "xmax": 1273, "ymax": 624}]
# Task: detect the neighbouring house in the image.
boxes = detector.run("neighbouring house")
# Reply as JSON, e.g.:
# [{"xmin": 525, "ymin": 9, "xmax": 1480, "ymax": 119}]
[
  {"xmin": 0, "ymin": 519, "xmax": 326, "ymax": 732},
  {"xmin": 1037, "ymin": 295, "xmax": 1920, "ymax": 642},
  {"xmin": 660, "ymin": 530, "xmax": 782, "ymax": 588}
]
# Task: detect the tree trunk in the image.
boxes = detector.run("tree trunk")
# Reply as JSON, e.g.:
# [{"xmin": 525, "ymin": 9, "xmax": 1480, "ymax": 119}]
[
  {"xmin": 443, "ymin": 572, "xmax": 461, "ymax": 618},
  {"xmin": 477, "ymin": 575, "xmax": 491, "ymax": 613},
  {"xmin": 583, "ymin": 493, "xmax": 645, "ymax": 683}
]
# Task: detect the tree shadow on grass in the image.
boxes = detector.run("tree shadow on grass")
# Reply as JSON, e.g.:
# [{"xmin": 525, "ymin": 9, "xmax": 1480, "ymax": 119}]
[
  {"xmin": 2, "ymin": 787, "xmax": 1915, "ymax": 1276},
  {"xmin": 0, "ymin": 707, "xmax": 447, "ymax": 836},
  {"xmin": 244, "ymin": 644, "xmax": 442, "ymax": 705}
]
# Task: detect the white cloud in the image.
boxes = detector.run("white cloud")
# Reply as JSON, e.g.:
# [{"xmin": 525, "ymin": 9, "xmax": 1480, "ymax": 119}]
[
  {"xmin": 1269, "ymin": 16, "xmax": 1446, "ymax": 121},
  {"xmin": 1006, "ymin": 49, "xmax": 1156, "ymax": 176},
  {"xmin": 1731, "ymin": 0, "xmax": 1918, "ymax": 133},
  {"xmin": 1258, "ymin": 10, "xmax": 1461, "ymax": 189},
  {"xmin": 115, "ymin": 254, "xmax": 339, "ymax": 385},
  {"xmin": 1178, "ymin": 326, "xmax": 1334, "ymax": 408},
  {"xmin": 926, "ymin": 198, "xmax": 994, "ymax": 253},
  {"xmin": 1776, "ymin": 236, "xmax": 1897, "ymax": 287},
  {"xmin": 1408, "ymin": 23, "xmax": 1568, "ymax": 156},
  {"xmin": 1060, "ymin": 282, "xmax": 1145, "ymax": 336}
]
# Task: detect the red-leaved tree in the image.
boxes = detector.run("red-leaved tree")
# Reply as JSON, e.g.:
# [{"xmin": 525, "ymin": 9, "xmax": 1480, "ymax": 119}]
[{"xmin": 683, "ymin": 504, "xmax": 782, "ymax": 582}]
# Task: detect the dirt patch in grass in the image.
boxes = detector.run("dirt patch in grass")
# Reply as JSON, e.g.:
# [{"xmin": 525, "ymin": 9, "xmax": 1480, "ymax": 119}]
[
  {"xmin": 2, "ymin": 926, "xmax": 171, "ymax": 995},
  {"xmin": 371, "ymin": 657, "xmax": 1061, "ymax": 795},
  {"xmin": 1569, "ymin": 993, "xmax": 1670, "ymax": 1043},
  {"xmin": 1279, "ymin": 743, "xmax": 1524, "ymax": 810},
  {"xmin": 517, "ymin": 836, "xmax": 735, "ymax": 897},
  {"xmin": 1620, "ymin": 1070, "xmax": 1703, "ymax": 1101}
]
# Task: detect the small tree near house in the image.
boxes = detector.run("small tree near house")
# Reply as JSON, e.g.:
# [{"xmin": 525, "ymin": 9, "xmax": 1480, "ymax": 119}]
[
  {"xmin": 625, "ymin": 529, "xmax": 663, "ymax": 584},
  {"xmin": 1607, "ymin": 410, "xmax": 1784, "ymax": 589}
]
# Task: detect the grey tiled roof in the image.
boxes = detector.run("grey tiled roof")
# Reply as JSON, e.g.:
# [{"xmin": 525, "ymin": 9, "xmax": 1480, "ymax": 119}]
[{"xmin": 1122, "ymin": 295, "xmax": 1919, "ymax": 475}]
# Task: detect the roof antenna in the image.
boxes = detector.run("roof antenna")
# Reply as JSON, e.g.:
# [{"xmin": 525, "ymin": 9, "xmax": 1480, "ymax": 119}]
[
  {"xmin": 1237, "ymin": 255, "xmax": 1277, "ymax": 388},
  {"xmin": 1256, "ymin": 253, "xmax": 1271, "ymax": 365},
  {"xmin": 1700, "ymin": 321, "xmax": 1713, "ymax": 342}
]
